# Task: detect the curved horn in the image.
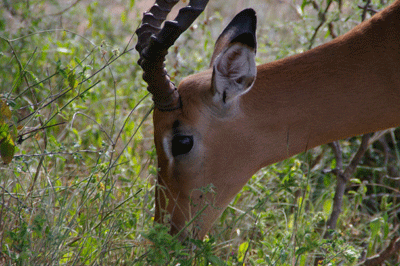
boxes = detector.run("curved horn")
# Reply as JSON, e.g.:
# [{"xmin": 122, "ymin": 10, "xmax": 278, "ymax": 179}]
[{"xmin": 135, "ymin": 0, "xmax": 209, "ymax": 111}]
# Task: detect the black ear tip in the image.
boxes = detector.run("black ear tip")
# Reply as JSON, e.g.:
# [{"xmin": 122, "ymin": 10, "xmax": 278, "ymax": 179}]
[
  {"xmin": 228, "ymin": 8, "xmax": 257, "ymax": 49},
  {"xmin": 226, "ymin": 8, "xmax": 257, "ymax": 36},
  {"xmin": 236, "ymin": 8, "xmax": 256, "ymax": 23},
  {"xmin": 210, "ymin": 7, "xmax": 258, "ymax": 66},
  {"xmin": 241, "ymin": 8, "xmax": 256, "ymax": 17}
]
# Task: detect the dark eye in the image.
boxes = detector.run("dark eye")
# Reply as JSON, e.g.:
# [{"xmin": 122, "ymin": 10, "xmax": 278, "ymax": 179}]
[{"xmin": 172, "ymin": 135, "xmax": 194, "ymax": 157}]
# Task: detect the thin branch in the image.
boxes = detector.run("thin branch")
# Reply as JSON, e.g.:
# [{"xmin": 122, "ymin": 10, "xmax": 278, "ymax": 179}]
[
  {"xmin": 16, "ymin": 46, "xmax": 98, "ymax": 124},
  {"xmin": 325, "ymin": 172, "xmax": 346, "ymax": 233},
  {"xmin": 358, "ymin": 236, "xmax": 400, "ymax": 266},
  {"xmin": 368, "ymin": 129, "xmax": 391, "ymax": 144},
  {"xmin": 315, "ymin": 134, "xmax": 373, "ymax": 265},
  {"xmin": 19, "ymin": 79, "xmax": 101, "ymax": 144},
  {"xmin": 13, "ymin": 149, "xmax": 102, "ymax": 159},
  {"xmin": 0, "ymin": 185, "xmax": 27, "ymax": 207},
  {"xmin": 114, "ymin": 93, "xmax": 151, "ymax": 150},
  {"xmin": 308, "ymin": 0, "xmax": 334, "ymax": 50},
  {"xmin": 360, "ymin": 0, "xmax": 372, "ymax": 22},
  {"xmin": 329, "ymin": 141, "xmax": 343, "ymax": 170},
  {"xmin": 2, "ymin": 29, "xmax": 95, "ymax": 46},
  {"xmin": 47, "ymin": 0, "xmax": 82, "ymax": 16},
  {"xmin": 17, "ymin": 122, "xmax": 66, "ymax": 143},
  {"xmin": 27, "ymin": 151, "xmax": 45, "ymax": 195},
  {"xmin": 71, "ymin": 112, "xmax": 113, "ymax": 144},
  {"xmin": 326, "ymin": 134, "xmax": 372, "ymax": 233},
  {"xmin": 343, "ymin": 133, "xmax": 372, "ymax": 179}
]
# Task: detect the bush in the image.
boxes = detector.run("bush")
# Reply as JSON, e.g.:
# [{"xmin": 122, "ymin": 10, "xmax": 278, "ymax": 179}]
[{"xmin": 1, "ymin": 0, "xmax": 399, "ymax": 265}]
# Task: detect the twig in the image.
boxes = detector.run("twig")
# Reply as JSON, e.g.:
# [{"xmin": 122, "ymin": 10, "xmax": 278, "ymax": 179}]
[
  {"xmin": 242, "ymin": 215, "xmax": 259, "ymax": 264},
  {"xmin": 16, "ymin": 46, "xmax": 98, "ymax": 124},
  {"xmin": 308, "ymin": 0, "xmax": 334, "ymax": 50},
  {"xmin": 0, "ymin": 185, "xmax": 27, "ymax": 207},
  {"xmin": 326, "ymin": 134, "xmax": 372, "ymax": 234},
  {"xmin": 47, "ymin": 0, "xmax": 82, "ymax": 16},
  {"xmin": 315, "ymin": 134, "xmax": 372, "ymax": 265},
  {"xmin": 0, "ymin": 190, "xmax": 7, "ymax": 257},
  {"xmin": 2, "ymin": 29, "xmax": 95, "ymax": 45},
  {"xmin": 343, "ymin": 134, "xmax": 372, "ymax": 179},
  {"xmin": 114, "ymin": 94, "xmax": 150, "ymax": 150},
  {"xmin": 360, "ymin": 0, "xmax": 372, "ymax": 22},
  {"xmin": 27, "ymin": 151, "xmax": 45, "ymax": 195},
  {"xmin": 13, "ymin": 149, "xmax": 102, "ymax": 159},
  {"xmin": 330, "ymin": 141, "xmax": 343, "ymax": 170},
  {"xmin": 18, "ymin": 79, "xmax": 101, "ymax": 144},
  {"xmin": 71, "ymin": 112, "xmax": 113, "ymax": 144},
  {"xmin": 17, "ymin": 122, "xmax": 66, "ymax": 144}
]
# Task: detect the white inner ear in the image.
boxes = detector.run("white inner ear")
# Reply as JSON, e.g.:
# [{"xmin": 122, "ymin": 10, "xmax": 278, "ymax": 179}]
[{"xmin": 212, "ymin": 43, "xmax": 256, "ymax": 104}]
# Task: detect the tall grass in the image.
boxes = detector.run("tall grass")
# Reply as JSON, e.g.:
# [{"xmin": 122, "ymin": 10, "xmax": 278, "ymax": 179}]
[{"xmin": 1, "ymin": 0, "xmax": 399, "ymax": 265}]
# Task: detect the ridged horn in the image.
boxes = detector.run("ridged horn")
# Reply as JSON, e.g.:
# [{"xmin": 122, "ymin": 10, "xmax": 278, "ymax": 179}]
[{"xmin": 135, "ymin": 0, "xmax": 209, "ymax": 111}]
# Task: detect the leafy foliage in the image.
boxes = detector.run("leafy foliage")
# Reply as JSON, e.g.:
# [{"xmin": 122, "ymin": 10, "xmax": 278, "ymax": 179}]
[
  {"xmin": 0, "ymin": 101, "xmax": 16, "ymax": 164},
  {"xmin": 0, "ymin": 0, "xmax": 399, "ymax": 265}
]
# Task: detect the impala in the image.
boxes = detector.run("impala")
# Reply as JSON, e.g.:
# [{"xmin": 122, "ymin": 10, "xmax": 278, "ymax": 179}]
[{"xmin": 135, "ymin": 0, "xmax": 400, "ymax": 239}]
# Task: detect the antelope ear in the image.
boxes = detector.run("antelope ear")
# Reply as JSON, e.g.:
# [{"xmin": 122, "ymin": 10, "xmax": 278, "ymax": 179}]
[
  {"xmin": 210, "ymin": 9, "xmax": 257, "ymax": 104},
  {"xmin": 210, "ymin": 9, "xmax": 257, "ymax": 67}
]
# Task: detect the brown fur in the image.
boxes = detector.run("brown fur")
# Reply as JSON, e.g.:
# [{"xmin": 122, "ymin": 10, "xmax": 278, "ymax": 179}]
[{"xmin": 152, "ymin": 1, "xmax": 400, "ymax": 239}]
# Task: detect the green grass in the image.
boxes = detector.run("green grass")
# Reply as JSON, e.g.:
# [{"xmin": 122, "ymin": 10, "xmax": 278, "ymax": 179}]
[{"xmin": 1, "ymin": 0, "xmax": 399, "ymax": 265}]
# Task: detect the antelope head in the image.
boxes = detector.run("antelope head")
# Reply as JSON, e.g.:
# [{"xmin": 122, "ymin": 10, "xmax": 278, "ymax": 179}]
[
  {"xmin": 136, "ymin": 0, "xmax": 258, "ymax": 239},
  {"xmin": 136, "ymin": 0, "xmax": 400, "ymax": 240}
]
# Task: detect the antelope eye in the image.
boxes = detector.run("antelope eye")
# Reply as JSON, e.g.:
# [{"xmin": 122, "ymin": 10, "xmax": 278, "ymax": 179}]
[{"xmin": 171, "ymin": 135, "xmax": 194, "ymax": 157}]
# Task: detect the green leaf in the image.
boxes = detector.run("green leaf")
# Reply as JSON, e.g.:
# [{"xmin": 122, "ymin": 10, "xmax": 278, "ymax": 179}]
[
  {"xmin": 296, "ymin": 246, "xmax": 308, "ymax": 256},
  {"xmin": 68, "ymin": 70, "xmax": 76, "ymax": 89},
  {"xmin": 121, "ymin": 10, "xmax": 127, "ymax": 24},
  {"xmin": 207, "ymin": 254, "xmax": 225, "ymax": 265},
  {"xmin": 369, "ymin": 218, "xmax": 381, "ymax": 239},
  {"xmin": 0, "ymin": 134, "xmax": 15, "ymax": 164},
  {"xmin": 74, "ymin": 57, "xmax": 83, "ymax": 67},
  {"xmin": 0, "ymin": 100, "xmax": 12, "ymax": 121},
  {"xmin": 350, "ymin": 178, "xmax": 361, "ymax": 184},
  {"xmin": 0, "ymin": 123, "xmax": 8, "ymax": 139},
  {"xmin": 323, "ymin": 199, "xmax": 333, "ymax": 217},
  {"xmin": 238, "ymin": 241, "xmax": 249, "ymax": 262}
]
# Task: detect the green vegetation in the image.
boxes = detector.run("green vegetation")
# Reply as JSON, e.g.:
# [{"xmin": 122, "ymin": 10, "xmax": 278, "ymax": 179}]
[{"xmin": 1, "ymin": 0, "xmax": 399, "ymax": 265}]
